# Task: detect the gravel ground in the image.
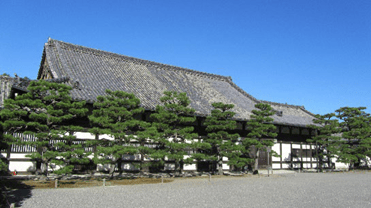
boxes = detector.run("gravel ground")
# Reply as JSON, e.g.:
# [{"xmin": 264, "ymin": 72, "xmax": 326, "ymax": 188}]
[{"xmin": 18, "ymin": 172, "xmax": 371, "ymax": 208}]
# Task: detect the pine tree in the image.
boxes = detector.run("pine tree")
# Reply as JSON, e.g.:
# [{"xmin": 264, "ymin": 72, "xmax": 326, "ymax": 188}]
[
  {"xmin": 335, "ymin": 107, "xmax": 371, "ymax": 169},
  {"xmin": 244, "ymin": 103, "xmax": 278, "ymax": 172},
  {"xmin": 1, "ymin": 80, "xmax": 88, "ymax": 175},
  {"xmin": 0, "ymin": 99, "xmax": 28, "ymax": 172},
  {"xmin": 88, "ymin": 89, "xmax": 147, "ymax": 176},
  {"xmin": 51, "ymin": 126, "xmax": 91, "ymax": 175},
  {"xmin": 0, "ymin": 110, "xmax": 8, "ymax": 172},
  {"xmin": 150, "ymin": 91, "xmax": 198, "ymax": 175},
  {"xmin": 307, "ymin": 113, "xmax": 342, "ymax": 172},
  {"xmin": 203, "ymin": 102, "xmax": 240, "ymax": 175},
  {"xmin": 359, "ymin": 114, "xmax": 371, "ymax": 166},
  {"xmin": 87, "ymin": 126, "xmax": 110, "ymax": 174},
  {"xmin": 135, "ymin": 125, "xmax": 161, "ymax": 172}
]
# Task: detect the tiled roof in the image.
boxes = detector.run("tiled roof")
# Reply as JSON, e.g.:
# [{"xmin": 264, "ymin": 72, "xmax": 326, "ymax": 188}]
[
  {"xmin": 36, "ymin": 38, "xmax": 316, "ymax": 127},
  {"xmin": 0, "ymin": 76, "xmax": 31, "ymax": 108}
]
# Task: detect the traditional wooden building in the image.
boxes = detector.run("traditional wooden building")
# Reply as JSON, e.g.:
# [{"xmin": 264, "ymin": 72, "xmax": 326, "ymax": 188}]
[{"xmin": 2, "ymin": 38, "xmax": 345, "ymax": 174}]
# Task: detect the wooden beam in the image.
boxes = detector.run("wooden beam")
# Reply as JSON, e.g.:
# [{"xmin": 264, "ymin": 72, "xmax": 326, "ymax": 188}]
[
  {"xmin": 310, "ymin": 143, "xmax": 313, "ymax": 169},
  {"xmin": 290, "ymin": 142, "xmax": 293, "ymax": 169},
  {"xmin": 300, "ymin": 142, "xmax": 303, "ymax": 170},
  {"xmin": 280, "ymin": 141, "xmax": 282, "ymax": 169}
]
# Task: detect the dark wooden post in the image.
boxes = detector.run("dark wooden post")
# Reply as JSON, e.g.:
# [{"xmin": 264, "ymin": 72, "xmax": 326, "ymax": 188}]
[
  {"xmin": 290, "ymin": 142, "xmax": 293, "ymax": 169},
  {"xmin": 300, "ymin": 142, "xmax": 303, "ymax": 170},
  {"xmin": 316, "ymin": 141, "xmax": 319, "ymax": 172},
  {"xmin": 310, "ymin": 143, "xmax": 313, "ymax": 169},
  {"xmin": 280, "ymin": 141, "xmax": 282, "ymax": 169},
  {"xmin": 328, "ymin": 150, "xmax": 332, "ymax": 170}
]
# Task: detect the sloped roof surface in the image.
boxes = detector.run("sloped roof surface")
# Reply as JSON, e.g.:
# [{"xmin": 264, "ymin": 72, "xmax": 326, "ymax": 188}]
[{"xmin": 38, "ymin": 38, "xmax": 315, "ymax": 127}]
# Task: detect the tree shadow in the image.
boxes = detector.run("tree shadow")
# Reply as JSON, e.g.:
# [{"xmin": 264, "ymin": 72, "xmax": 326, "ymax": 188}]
[{"xmin": 0, "ymin": 173, "xmax": 33, "ymax": 207}]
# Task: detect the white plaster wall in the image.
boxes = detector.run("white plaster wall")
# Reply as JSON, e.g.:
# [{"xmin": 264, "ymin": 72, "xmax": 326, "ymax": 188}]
[
  {"xmin": 222, "ymin": 163, "xmax": 230, "ymax": 170},
  {"xmin": 7, "ymin": 131, "xmax": 334, "ymax": 172},
  {"xmin": 74, "ymin": 132, "xmax": 95, "ymax": 140},
  {"xmin": 122, "ymin": 163, "xmax": 139, "ymax": 171},
  {"xmin": 272, "ymin": 156, "xmax": 281, "ymax": 162},
  {"xmin": 184, "ymin": 163, "xmax": 196, "ymax": 170},
  {"xmin": 73, "ymin": 132, "xmax": 118, "ymax": 141},
  {"xmin": 281, "ymin": 144, "xmax": 291, "ymax": 163},
  {"xmin": 303, "ymin": 163, "xmax": 311, "ymax": 168},
  {"xmin": 185, "ymin": 139, "xmax": 192, "ymax": 144},
  {"xmin": 272, "ymin": 143, "xmax": 280, "ymax": 162},
  {"xmin": 331, "ymin": 157, "xmax": 349, "ymax": 170},
  {"xmin": 99, "ymin": 134, "xmax": 114, "ymax": 141},
  {"xmin": 9, "ymin": 153, "xmax": 30, "ymax": 159},
  {"xmin": 292, "ymin": 144, "xmax": 300, "ymax": 149},
  {"xmin": 272, "ymin": 163, "xmax": 281, "ymax": 169},
  {"xmin": 281, "ymin": 163, "xmax": 290, "ymax": 169},
  {"xmin": 9, "ymin": 161, "xmax": 35, "ymax": 172}
]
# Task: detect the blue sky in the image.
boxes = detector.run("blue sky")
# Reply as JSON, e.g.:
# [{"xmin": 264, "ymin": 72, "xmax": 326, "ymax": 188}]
[{"xmin": 1, "ymin": 1, "xmax": 370, "ymax": 115}]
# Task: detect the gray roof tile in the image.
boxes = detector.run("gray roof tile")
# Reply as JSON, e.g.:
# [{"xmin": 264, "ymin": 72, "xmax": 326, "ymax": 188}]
[{"xmin": 37, "ymin": 38, "xmax": 316, "ymax": 127}]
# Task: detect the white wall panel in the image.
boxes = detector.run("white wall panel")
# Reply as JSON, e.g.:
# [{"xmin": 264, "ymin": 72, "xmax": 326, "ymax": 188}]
[
  {"xmin": 122, "ymin": 163, "xmax": 139, "ymax": 171},
  {"xmin": 281, "ymin": 163, "xmax": 290, "ymax": 169},
  {"xmin": 222, "ymin": 163, "xmax": 230, "ymax": 170},
  {"xmin": 184, "ymin": 164, "xmax": 196, "ymax": 170},
  {"xmin": 10, "ymin": 153, "xmax": 29, "ymax": 159},
  {"xmin": 292, "ymin": 144, "xmax": 300, "ymax": 149},
  {"xmin": 74, "ymin": 132, "xmax": 95, "ymax": 140},
  {"xmin": 272, "ymin": 163, "xmax": 281, "ymax": 169},
  {"xmin": 282, "ymin": 144, "xmax": 291, "ymax": 163},
  {"xmin": 9, "ymin": 161, "xmax": 35, "ymax": 172}
]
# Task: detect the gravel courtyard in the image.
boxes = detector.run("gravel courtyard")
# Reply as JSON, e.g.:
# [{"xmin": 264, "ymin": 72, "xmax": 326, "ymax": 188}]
[{"xmin": 19, "ymin": 172, "xmax": 371, "ymax": 208}]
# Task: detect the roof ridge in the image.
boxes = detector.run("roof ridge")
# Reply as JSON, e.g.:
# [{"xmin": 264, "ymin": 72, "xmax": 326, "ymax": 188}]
[
  {"xmin": 223, "ymin": 79, "xmax": 260, "ymax": 103},
  {"xmin": 260, "ymin": 100, "xmax": 316, "ymax": 117},
  {"xmin": 47, "ymin": 38, "xmax": 232, "ymax": 82},
  {"xmin": 260, "ymin": 100, "xmax": 303, "ymax": 108}
]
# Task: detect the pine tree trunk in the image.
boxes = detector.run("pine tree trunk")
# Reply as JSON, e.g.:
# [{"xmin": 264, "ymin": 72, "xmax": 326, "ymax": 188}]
[
  {"xmin": 44, "ymin": 160, "xmax": 49, "ymax": 176},
  {"xmin": 117, "ymin": 158, "xmax": 122, "ymax": 175},
  {"xmin": 179, "ymin": 160, "xmax": 184, "ymax": 175},
  {"xmin": 140, "ymin": 152, "xmax": 144, "ymax": 172},
  {"xmin": 217, "ymin": 155, "xmax": 223, "ymax": 175},
  {"xmin": 93, "ymin": 134, "xmax": 99, "ymax": 173},
  {"xmin": 36, "ymin": 160, "xmax": 42, "ymax": 175},
  {"xmin": 254, "ymin": 150, "xmax": 260, "ymax": 172},
  {"xmin": 174, "ymin": 161, "xmax": 179, "ymax": 176},
  {"xmin": 110, "ymin": 163, "xmax": 116, "ymax": 178},
  {"xmin": 36, "ymin": 146, "xmax": 43, "ymax": 174}
]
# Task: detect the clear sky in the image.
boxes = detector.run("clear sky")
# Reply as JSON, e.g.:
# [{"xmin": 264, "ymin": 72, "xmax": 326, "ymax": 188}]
[{"xmin": 1, "ymin": 1, "xmax": 370, "ymax": 115}]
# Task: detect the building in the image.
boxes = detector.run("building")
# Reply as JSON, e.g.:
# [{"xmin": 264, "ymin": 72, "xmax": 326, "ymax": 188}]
[{"xmin": 1, "ymin": 38, "xmax": 336, "ymax": 174}]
